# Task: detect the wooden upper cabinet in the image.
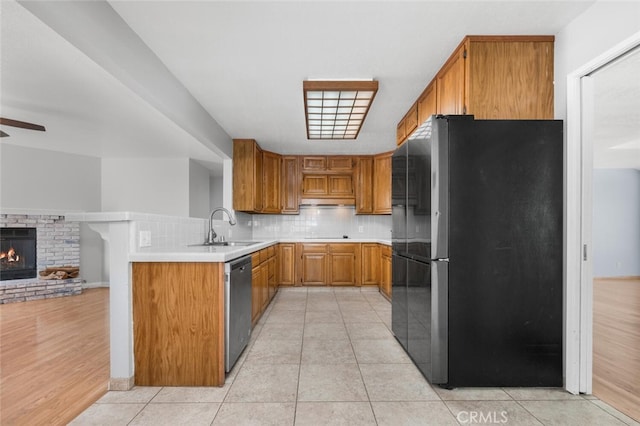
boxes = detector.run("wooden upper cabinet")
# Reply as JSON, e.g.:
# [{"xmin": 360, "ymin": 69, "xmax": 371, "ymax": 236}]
[
  {"xmin": 466, "ymin": 36, "xmax": 554, "ymax": 119},
  {"xmin": 399, "ymin": 35, "xmax": 555, "ymax": 140},
  {"xmin": 355, "ymin": 157, "xmax": 374, "ymax": 214},
  {"xmin": 397, "ymin": 104, "xmax": 418, "ymax": 146},
  {"xmin": 301, "ymin": 175, "xmax": 328, "ymax": 197},
  {"xmin": 396, "ymin": 120, "xmax": 406, "ymax": 146},
  {"xmin": 233, "ymin": 139, "xmax": 264, "ymax": 213},
  {"xmin": 373, "ymin": 152, "xmax": 392, "ymax": 214},
  {"xmin": 262, "ymin": 150, "xmax": 281, "ymax": 214},
  {"xmin": 417, "ymin": 81, "xmax": 437, "ymax": 125},
  {"xmin": 300, "ymin": 155, "xmax": 355, "ymax": 205},
  {"xmin": 328, "ymin": 156, "xmax": 354, "ymax": 171},
  {"xmin": 437, "ymin": 41, "xmax": 467, "ymax": 115},
  {"xmin": 404, "ymin": 103, "xmax": 419, "ymax": 138},
  {"xmin": 281, "ymin": 156, "xmax": 299, "ymax": 214},
  {"xmin": 301, "ymin": 156, "xmax": 327, "ymax": 171}
]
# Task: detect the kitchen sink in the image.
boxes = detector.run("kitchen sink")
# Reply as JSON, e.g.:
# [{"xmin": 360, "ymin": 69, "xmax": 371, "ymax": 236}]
[{"xmin": 190, "ymin": 241, "xmax": 262, "ymax": 247}]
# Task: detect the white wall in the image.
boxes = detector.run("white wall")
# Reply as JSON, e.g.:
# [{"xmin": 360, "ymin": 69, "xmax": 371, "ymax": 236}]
[
  {"xmin": 101, "ymin": 157, "xmax": 190, "ymax": 216},
  {"xmin": 188, "ymin": 159, "xmax": 210, "ymax": 219},
  {"xmin": 0, "ymin": 144, "xmax": 104, "ymax": 284},
  {"xmin": 593, "ymin": 169, "xmax": 640, "ymax": 277},
  {"xmin": 209, "ymin": 176, "xmax": 224, "ymax": 211},
  {"xmin": 554, "ymin": 1, "xmax": 640, "ymax": 121}
]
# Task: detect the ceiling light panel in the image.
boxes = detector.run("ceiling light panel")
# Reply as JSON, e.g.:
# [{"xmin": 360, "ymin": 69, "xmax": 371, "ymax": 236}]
[{"xmin": 303, "ymin": 80, "xmax": 378, "ymax": 140}]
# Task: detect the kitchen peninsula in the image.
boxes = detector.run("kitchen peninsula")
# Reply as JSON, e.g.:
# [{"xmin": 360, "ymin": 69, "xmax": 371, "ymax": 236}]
[{"xmin": 68, "ymin": 211, "xmax": 390, "ymax": 388}]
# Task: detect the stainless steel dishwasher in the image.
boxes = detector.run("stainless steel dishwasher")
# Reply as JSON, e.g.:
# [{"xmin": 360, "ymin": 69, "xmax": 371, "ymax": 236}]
[{"xmin": 225, "ymin": 255, "xmax": 252, "ymax": 372}]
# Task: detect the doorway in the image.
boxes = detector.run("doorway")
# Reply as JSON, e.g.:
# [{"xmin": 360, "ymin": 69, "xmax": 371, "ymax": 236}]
[{"xmin": 567, "ymin": 36, "xmax": 640, "ymax": 419}]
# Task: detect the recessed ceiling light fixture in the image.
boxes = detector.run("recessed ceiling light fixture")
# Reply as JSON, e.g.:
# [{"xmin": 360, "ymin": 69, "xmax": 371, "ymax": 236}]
[{"xmin": 303, "ymin": 80, "xmax": 378, "ymax": 140}]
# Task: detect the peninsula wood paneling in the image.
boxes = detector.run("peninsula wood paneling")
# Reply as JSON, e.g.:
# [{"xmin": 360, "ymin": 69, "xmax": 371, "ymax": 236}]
[{"xmin": 132, "ymin": 262, "xmax": 225, "ymax": 387}]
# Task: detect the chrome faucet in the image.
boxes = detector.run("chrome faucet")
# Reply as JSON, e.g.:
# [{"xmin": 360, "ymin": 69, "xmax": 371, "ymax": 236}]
[{"xmin": 207, "ymin": 207, "xmax": 237, "ymax": 244}]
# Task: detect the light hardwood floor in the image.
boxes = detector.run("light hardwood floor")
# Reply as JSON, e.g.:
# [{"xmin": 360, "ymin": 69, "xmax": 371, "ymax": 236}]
[
  {"xmin": 593, "ymin": 277, "xmax": 640, "ymax": 422},
  {"xmin": 0, "ymin": 288, "xmax": 110, "ymax": 425}
]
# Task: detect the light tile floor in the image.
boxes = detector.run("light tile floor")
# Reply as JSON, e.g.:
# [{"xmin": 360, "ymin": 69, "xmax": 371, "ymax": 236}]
[{"xmin": 71, "ymin": 287, "xmax": 639, "ymax": 426}]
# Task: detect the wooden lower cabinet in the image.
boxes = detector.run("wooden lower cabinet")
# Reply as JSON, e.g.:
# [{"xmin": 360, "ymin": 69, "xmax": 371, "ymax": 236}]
[
  {"xmin": 361, "ymin": 243, "xmax": 380, "ymax": 286},
  {"xmin": 380, "ymin": 245, "xmax": 392, "ymax": 299},
  {"xmin": 296, "ymin": 243, "xmax": 364, "ymax": 286},
  {"xmin": 251, "ymin": 260, "xmax": 266, "ymax": 326},
  {"xmin": 328, "ymin": 244, "xmax": 360, "ymax": 286},
  {"xmin": 132, "ymin": 262, "xmax": 225, "ymax": 387},
  {"xmin": 252, "ymin": 246, "xmax": 278, "ymax": 326},
  {"xmin": 299, "ymin": 244, "xmax": 329, "ymax": 285},
  {"xmin": 278, "ymin": 243, "xmax": 296, "ymax": 286}
]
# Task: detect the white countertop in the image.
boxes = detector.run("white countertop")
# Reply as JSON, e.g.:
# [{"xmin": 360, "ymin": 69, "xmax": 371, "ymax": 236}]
[{"xmin": 129, "ymin": 238, "xmax": 391, "ymax": 263}]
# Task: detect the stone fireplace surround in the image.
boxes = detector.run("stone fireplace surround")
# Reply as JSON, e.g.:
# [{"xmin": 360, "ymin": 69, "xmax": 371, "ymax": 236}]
[{"xmin": 0, "ymin": 213, "xmax": 82, "ymax": 303}]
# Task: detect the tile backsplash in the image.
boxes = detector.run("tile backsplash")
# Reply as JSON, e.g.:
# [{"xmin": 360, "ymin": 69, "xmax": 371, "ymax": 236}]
[{"xmin": 251, "ymin": 206, "xmax": 391, "ymax": 240}]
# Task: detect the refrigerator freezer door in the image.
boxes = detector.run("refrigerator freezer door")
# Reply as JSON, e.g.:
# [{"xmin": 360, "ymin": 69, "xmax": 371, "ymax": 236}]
[
  {"xmin": 431, "ymin": 118, "xmax": 449, "ymax": 260},
  {"xmin": 431, "ymin": 260, "xmax": 448, "ymax": 384},
  {"xmin": 406, "ymin": 259, "xmax": 431, "ymax": 378},
  {"xmin": 391, "ymin": 254, "xmax": 408, "ymax": 351}
]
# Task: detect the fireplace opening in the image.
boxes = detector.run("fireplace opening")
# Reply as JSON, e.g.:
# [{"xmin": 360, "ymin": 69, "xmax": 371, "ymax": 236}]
[{"xmin": 0, "ymin": 228, "xmax": 37, "ymax": 281}]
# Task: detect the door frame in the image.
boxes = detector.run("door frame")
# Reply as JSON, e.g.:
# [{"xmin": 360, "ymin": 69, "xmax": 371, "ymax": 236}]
[{"xmin": 564, "ymin": 30, "xmax": 640, "ymax": 394}]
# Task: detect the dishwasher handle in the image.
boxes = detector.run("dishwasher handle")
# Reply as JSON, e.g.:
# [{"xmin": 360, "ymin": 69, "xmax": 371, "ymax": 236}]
[{"xmin": 226, "ymin": 255, "xmax": 252, "ymax": 273}]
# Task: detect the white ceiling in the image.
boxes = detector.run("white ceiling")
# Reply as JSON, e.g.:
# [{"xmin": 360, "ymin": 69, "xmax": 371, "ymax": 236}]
[
  {"xmin": 592, "ymin": 46, "xmax": 640, "ymax": 169},
  {"xmin": 5, "ymin": 0, "xmax": 635, "ymax": 175}
]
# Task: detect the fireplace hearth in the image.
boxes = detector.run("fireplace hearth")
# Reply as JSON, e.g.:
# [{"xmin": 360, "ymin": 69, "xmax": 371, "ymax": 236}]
[{"xmin": 0, "ymin": 227, "xmax": 37, "ymax": 281}]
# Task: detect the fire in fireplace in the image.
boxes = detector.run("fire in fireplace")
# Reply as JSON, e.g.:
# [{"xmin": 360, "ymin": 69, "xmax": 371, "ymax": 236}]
[{"xmin": 0, "ymin": 228, "xmax": 37, "ymax": 281}]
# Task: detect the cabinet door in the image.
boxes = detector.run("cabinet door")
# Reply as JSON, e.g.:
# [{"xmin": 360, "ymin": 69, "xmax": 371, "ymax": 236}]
[
  {"xmin": 301, "ymin": 156, "xmax": 326, "ymax": 171},
  {"xmin": 361, "ymin": 243, "xmax": 380, "ymax": 285},
  {"xmin": 267, "ymin": 255, "xmax": 277, "ymax": 302},
  {"xmin": 397, "ymin": 119, "xmax": 406, "ymax": 146},
  {"xmin": 251, "ymin": 263, "xmax": 264, "ymax": 325},
  {"xmin": 299, "ymin": 244, "xmax": 328, "ymax": 285},
  {"xmin": 404, "ymin": 103, "xmax": 418, "ymax": 138},
  {"xmin": 262, "ymin": 151, "xmax": 281, "ymax": 213},
  {"xmin": 328, "ymin": 244, "xmax": 360, "ymax": 286},
  {"xmin": 373, "ymin": 152, "xmax": 392, "ymax": 214},
  {"xmin": 278, "ymin": 243, "xmax": 296, "ymax": 286},
  {"xmin": 233, "ymin": 139, "xmax": 263, "ymax": 212},
  {"xmin": 418, "ymin": 81, "xmax": 437, "ymax": 125},
  {"xmin": 437, "ymin": 43, "xmax": 466, "ymax": 115},
  {"xmin": 467, "ymin": 39, "xmax": 554, "ymax": 119},
  {"xmin": 327, "ymin": 175, "xmax": 354, "ymax": 197},
  {"xmin": 301, "ymin": 175, "xmax": 328, "ymax": 197},
  {"xmin": 281, "ymin": 156, "xmax": 299, "ymax": 214},
  {"xmin": 327, "ymin": 156, "xmax": 353, "ymax": 171},
  {"xmin": 355, "ymin": 157, "xmax": 373, "ymax": 214}
]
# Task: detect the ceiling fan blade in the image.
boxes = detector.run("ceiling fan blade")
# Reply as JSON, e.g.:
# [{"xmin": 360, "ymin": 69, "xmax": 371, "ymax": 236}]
[
  {"xmin": 0, "ymin": 117, "xmax": 46, "ymax": 132},
  {"xmin": 0, "ymin": 130, "xmax": 9, "ymax": 138}
]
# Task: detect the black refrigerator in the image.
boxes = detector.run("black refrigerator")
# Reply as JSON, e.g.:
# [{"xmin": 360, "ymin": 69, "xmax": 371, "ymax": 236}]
[{"xmin": 391, "ymin": 115, "xmax": 563, "ymax": 388}]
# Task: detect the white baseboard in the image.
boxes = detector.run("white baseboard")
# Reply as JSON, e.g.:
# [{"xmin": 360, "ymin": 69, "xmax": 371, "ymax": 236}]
[{"xmin": 83, "ymin": 281, "xmax": 109, "ymax": 289}]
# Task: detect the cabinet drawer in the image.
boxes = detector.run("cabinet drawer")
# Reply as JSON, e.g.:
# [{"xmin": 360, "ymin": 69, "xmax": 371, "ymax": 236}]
[
  {"xmin": 329, "ymin": 243, "xmax": 359, "ymax": 253},
  {"xmin": 267, "ymin": 245, "xmax": 276, "ymax": 259},
  {"xmin": 251, "ymin": 252, "xmax": 261, "ymax": 267}
]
